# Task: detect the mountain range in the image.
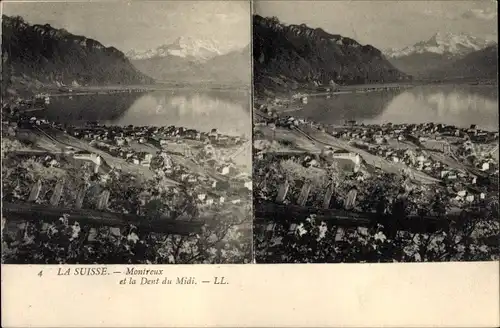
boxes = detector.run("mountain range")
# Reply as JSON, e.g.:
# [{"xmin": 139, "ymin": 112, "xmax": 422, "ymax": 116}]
[
  {"xmin": 384, "ymin": 32, "xmax": 497, "ymax": 79},
  {"xmin": 426, "ymin": 44, "xmax": 498, "ymax": 80},
  {"xmin": 3, "ymin": 13, "xmax": 495, "ymax": 99},
  {"xmin": 126, "ymin": 36, "xmax": 223, "ymax": 61},
  {"xmin": 128, "ymin": 39, "xmax": 250, "ymax": 85},
  {"xmin": 1, "ymin": 15, "xmax": 153, "ymax": 94},
  {"xmin": 252, "ymin": 15, "xmax": 408, "ymax": 93}
]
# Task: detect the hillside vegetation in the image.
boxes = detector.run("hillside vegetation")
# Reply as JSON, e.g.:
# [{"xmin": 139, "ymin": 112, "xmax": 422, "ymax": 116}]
[
  {"xmin": 1, "ymin": 15, "xmax": 154, "ymax": 95},
  {"xmin": 253, "ymin": 15, "xmax": 408, "ymax": 93}
]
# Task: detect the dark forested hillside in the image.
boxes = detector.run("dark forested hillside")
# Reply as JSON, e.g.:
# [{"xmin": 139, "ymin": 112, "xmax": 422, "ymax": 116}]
[
  {"xmin": 253, "ymin": 15, "xmax": 408, "ymax": 92},
  {"xmin": 1, "ymin": 15, "xmax": 154, "ymax": 91}
]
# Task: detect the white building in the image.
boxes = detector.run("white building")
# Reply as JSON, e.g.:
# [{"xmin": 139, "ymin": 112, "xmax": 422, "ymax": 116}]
[
  {"xmin": 73, "ymin": 152, "xmax": 102, "ymax": 173},
  {"xmin": 115, "ymin": 138, "xmax": 126, "ymax": 146},
  {"xmin": 440, "ymin": 170, "xmax": 450, "ymax": 179},
  {"xmin": 220, "ymin": 166, "xmax": 230, "ymax": 175},
  {"xmin": 326, "ymin": 151, "xmax": 362, "ymax": 173}
]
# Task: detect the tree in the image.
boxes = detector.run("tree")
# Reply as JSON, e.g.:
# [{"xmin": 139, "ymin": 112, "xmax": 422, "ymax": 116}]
[{"xmin": 269, "ymin": 16, "xmax": 280, "ymax": 25}]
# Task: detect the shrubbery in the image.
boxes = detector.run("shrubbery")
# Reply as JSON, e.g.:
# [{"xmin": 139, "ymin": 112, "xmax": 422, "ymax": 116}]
[
  {"xmin": 2, "ymin": 155, "xmax": 251, "ymax": 264},
  {"xmin": 254, "ymin": 156, "xmax": 499, "ymax": 263}
]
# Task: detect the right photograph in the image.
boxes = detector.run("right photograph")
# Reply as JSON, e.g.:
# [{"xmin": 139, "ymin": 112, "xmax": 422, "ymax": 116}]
[{"xmin": 252, "ymin": 1, "xmax": 499, "ymax": 263}]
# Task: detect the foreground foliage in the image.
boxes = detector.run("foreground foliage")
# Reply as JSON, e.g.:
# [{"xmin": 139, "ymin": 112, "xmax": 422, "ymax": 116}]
[
  {"xmin": 2, "ymin": 155, "xmax": 251, "ymax": 264},
  {"xmin": 254, "ymin": 155, "xmax": 499, "ymax": 263}
]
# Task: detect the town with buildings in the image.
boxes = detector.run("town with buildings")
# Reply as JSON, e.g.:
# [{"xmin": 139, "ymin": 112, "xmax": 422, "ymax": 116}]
[
  {"xmin": 253, "ymin": 95, "xmax": 499, "ymax": 262},
  {"xmin": 255, "ymin": 98, "xmax": 499, "ymax": 202},
  {"xmin": 2, "ymin": 95, "xmax": 253, "ymax": 264},
  {"xmin": 3, "ymin": 97, "xmax": 252, "ymax": 203}
]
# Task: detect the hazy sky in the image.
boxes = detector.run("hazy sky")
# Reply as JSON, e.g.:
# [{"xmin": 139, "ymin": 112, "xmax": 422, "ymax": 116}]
[
  {"xmin": 255, "ymin": 0, "xmax": 498, "ymax": 49},
  {"xmin": 1, "ymin": 0, "xmax": 250, "ymax": 53}
]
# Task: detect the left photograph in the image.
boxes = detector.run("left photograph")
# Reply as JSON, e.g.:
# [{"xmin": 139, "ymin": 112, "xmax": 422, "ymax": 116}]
[{"xmin": 1, "ymin": 1, "xmax": 252, "ymax": 264}]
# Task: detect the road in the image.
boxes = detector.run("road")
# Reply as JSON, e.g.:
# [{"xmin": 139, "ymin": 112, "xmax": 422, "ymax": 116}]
[
  {"xmin": 298, "ymin": 82, "xmax": 414, "ymax": 98},
  {"xmin": 486, "ymin": 143, "xmax": 499, "ymax": 162},
  {"xmin": 44, "ymin": 83, "xmax": 250, "ymax": 98}
]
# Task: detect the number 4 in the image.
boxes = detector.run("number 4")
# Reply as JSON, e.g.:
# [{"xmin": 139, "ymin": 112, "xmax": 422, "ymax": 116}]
[{"xmin": 38, "ymin": 270, "xmax": 43, "ymax": 277}]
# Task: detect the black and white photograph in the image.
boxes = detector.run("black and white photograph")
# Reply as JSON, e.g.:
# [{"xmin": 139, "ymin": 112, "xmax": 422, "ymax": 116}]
[
  {"xmin": 253, "ymin": 0, "xmax": 499, "ymax": 263},
  {"xmin": 1, "ymin": 1, "xmax": 252, "ymax": 264}
]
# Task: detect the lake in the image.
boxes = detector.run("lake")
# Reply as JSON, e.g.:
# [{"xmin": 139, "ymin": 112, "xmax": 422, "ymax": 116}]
[
  {"xmin": 297, "ymin": 84, "xmax": 499, "ymax": 131},
  {"xmin": 42, "ymin": 89, "xmax": 251, "ymax": 137}
]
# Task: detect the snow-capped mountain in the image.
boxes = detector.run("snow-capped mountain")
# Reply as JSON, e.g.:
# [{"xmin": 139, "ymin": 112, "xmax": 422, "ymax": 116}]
[
  {"xmin": 126, "ymin": 36, "xmax": 224, "ymax": 61},
  {"xmin": 427, "ymin": 44, "xmax": 498, "ymax": 80},
  {"xmin": 128, "ymin": 41, "xmax": 251, "ymax": 84},
  {"xmin": 385, "ymin": 32, "xmax": 494, "ymax": 59},
  {"xmin": 383, "ymin": 32, "xmax": 496, "ymax": 78}
]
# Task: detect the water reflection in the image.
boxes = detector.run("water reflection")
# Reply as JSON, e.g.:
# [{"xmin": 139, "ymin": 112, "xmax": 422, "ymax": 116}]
[
  {"xmin": 44, "ymin": 89, "xmax": 251, "ymax": 137},
  {"xmin": 44, "ymin": 92, "xmax": 144, "ymax": 124},
  {"xmin": 299, "ymin": 89, "xmax": 402, "ymax": 125},
  {"xmin": 299, "ymin": 84, "xmax": 499, "ymax": 131},
  {"xmin": 109, "ymin": 90, "xmax": 250, "ymax": 137}
]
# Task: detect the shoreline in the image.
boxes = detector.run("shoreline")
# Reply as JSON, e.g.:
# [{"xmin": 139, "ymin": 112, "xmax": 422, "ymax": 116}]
[
  {"xmin": 3, "ymin": 82, "xmax": 251, "ymax": 104},
  {"xmin": 47, "ymin": 85, "xmax": 251, "ymax": 98},
  {"xmin": 256, "ymin": 79, "xmax": 498, "ymax": 102}
]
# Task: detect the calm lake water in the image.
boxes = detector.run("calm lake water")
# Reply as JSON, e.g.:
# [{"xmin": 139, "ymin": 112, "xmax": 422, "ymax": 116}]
[
  {"xmin": 298, "ymin": 84, "xmax": 499, "ymax": 131},
  {"xmin": 43, "ymin": 89, "xmax": 251, "ymax": 137}
]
